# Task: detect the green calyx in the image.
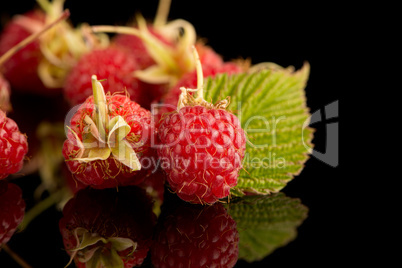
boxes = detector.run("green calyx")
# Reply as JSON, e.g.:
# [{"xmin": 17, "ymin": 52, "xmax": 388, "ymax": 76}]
[
  {"xmin": 91, "ymin": 13, "xmax": 196, "ymax": 87},
  {"xmin": 68, "ymin": 75, "xmax": 141, "ymax": 171},
  {"xmin": 177, "ymin": 46, "xmax": 229, "ymax": 110},
  {"xmin": 64, "ymin": 227, "xmax": 137, "ymax": 268},
  {"xmin": 12, "ymin": 0, "xmax": 109, "ymax": 88}
]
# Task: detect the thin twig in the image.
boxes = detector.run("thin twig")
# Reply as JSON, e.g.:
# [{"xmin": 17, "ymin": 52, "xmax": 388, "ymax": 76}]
[
  {"xmin": 0, "ymin": 10, "xmax": 70, "ymax": 66},
  {"xmin": 18, "ymin": 188, "xmax": 67, "ymax": 231},
  {"xmin": 154, "ymin": 0, "xmax": 172, "ymax": 27}
]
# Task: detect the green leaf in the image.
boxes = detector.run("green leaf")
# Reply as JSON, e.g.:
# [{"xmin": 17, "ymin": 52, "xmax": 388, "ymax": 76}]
[
  {"xmin": 226, "ymin": 193, "xmax": 308, "ymax": 262},
  {"xmin": 203, "ymin": 63, "xmax": 313, "ymax": 195}
]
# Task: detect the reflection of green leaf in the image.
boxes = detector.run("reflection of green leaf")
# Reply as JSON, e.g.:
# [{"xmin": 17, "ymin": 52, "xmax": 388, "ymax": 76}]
[
  {"xmin": 204, "ymin": 63, "xmax": 313, "ymax": 196},
  {"xmin": 226, "ymin": 193, "xmax": 308, "ymax": 262}
]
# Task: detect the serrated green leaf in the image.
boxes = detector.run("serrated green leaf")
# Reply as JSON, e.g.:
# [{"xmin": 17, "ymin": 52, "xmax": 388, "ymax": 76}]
[
  {"xmin": 203, "ymin": 63, "xmax": 313, "ymax": 195},
  {"xmin": 226, "ymin": 193, "xmax": 308, "ymax": 262}
]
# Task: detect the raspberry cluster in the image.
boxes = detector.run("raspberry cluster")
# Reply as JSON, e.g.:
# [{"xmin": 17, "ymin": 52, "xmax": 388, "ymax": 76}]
[{"xmin": 0, "ymin": 1, "xmax": 257, "ymax": 266}]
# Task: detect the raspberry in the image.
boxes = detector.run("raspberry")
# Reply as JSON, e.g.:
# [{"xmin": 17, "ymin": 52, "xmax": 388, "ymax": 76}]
[
  {"xmin": 0, "ymin": 10, "xmax": 46, "ymax": 93},
  {"xmin": 63, "ymin": 46, "xmax": 147, "ymax": 107},
  {"xmin": 59, "ymin": 186, "xmax": 156, "ymax": 267},
  {"xmin": 0, "ymin": 74, "xmax": 11, "ymax": 112},
  {"xmin": 62, "ymin": 75, "xmax": 156, "ymax": 189},
  {"xmin": 0, "ymin": 110, "xmax": 28, "ymax": 180},
  {"xmin": 0, "ymin": 181, "xmax": 25, "ymax": 246},
  {"xmin": 157, "ymin": 105, "xmax": 246, "ymax": 204},
  {"xmin": 151, "ymin": 200, "xmax": 239, "ymax": 267},
  {"xmin": 92, "ymin": 17, "xmax": 202, "ymax": 104},
  {"xmin": 157, "ymin": 47, "xmax": 246, "ymax": 204}
]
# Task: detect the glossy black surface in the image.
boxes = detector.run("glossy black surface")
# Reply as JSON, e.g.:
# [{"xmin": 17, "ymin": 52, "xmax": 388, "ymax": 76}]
[{"xmin": 0, "ymin": 1, "xmax": 343, "ymax": 267}]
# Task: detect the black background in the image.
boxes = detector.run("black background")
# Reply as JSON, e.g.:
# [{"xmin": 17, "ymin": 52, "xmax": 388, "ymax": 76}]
[{"xmin": 0, "ymin": 0, "xmax": 346, "ymax": 267}]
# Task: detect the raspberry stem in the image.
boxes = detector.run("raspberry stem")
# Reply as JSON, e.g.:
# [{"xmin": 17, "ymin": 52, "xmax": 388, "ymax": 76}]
[
  {"xmin": 154, "ymin": 0, "xmax": 172, "ymax": 28},
  {"xmin": 0, "ymin": 10, "xmax": 70, "ymax": 66},
  {"xmin": 177, "ymin": 46, "xmax": 230, "ymax": 110},
  {"xmin": 193, "ymin": 46, "xmax": 204, "ymax": 102},
  {"xmin": 18, "ymin": 188, "xmax": 68, "ymax": 231}
]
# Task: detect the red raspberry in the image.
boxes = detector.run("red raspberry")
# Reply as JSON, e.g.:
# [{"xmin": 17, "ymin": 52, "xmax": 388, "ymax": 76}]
[
  {"xmin": 151, "ymin": 201, "xmax": 239, "ymax": 267},
  {"xmin": 62, "ymin": 75, "xmax": 156, "ymax": 189},
  {"xmin": 0, "ymin": 110, "xmax": 28, "ymax": 180},
  {"xmin": 157, "ymin": 105, "xmax": 246, "ymax": 204},
  {"xmin": 63, "ymin": 46, "xmax": 148, "ymax": 107},
  {"xmin": 0, "ymin": 181, "xmax": 25, "ymax": 246},
  {"xmin": 157, "ymin": 48, "xmax": 246, "ymax": 204},
  {"xmin": 59, "ymin": 186, "xmax": 156, "ymax": 268},
  {"xmin": 0, "ymin": 74, "xmax": 11, "ymax": 112},
  {"xmin": 0, "ymin": 10, "xmax": 47, "ymax": 93}
]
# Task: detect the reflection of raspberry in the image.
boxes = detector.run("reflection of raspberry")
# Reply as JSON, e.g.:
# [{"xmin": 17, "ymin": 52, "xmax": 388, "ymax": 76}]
[
  {"xmin": 0, "ymin": 181, "xmax": 25, "ymax": 246},
  {"xmin": 59, "ymin": 186, "xmax": 156, "ymax": 267},
  {"xmin": 151, "ymin": 201, "xmax": 239, "ymax": 267},
  {"xmin": 157, "ymin": 105, "xmax": 246, "ymax": 204},
  {"xmin": 0, "ymin": 110, "xmax": 28, "ymax": 180}
]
